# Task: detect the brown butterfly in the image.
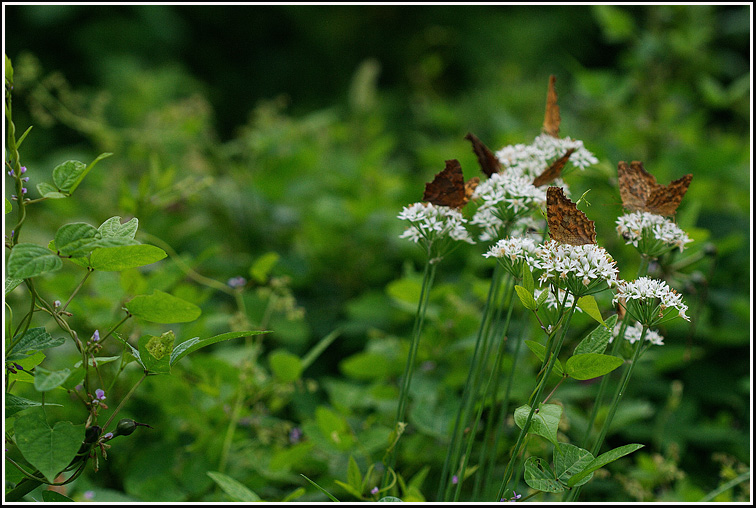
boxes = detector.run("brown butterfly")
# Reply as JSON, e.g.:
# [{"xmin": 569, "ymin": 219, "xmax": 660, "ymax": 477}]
[
  {"xmin": 465, "ymin": 132, "xmax": 502, "ymax": 178},
  {"xmin": 546, "ymin": 186, "xmax": 596, "ymax": 245},
  {"xmin": 617, "ymin": 161, "xmax": 693, "ymax": 216},
  {"xmin": 542, "ymin": 75, "xmax": 560, "ymax": 138},
  {"xmin": 423, "ymin": 159, "xmax": 480, "ymax": 209},
  {"xmin": 533, "ymin": 148, "xmax": 576, "ymax": 187}
]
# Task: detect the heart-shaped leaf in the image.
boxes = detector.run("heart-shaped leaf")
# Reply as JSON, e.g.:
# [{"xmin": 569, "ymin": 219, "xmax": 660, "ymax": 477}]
[{"xmin": 14, "ymin": 410, "xmax": 84, "ymax": 482}]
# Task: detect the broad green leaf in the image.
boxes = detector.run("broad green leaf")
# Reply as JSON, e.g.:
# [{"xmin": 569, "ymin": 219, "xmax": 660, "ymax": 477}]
[
  {"xmin": 138, "ymin": 332, "xmax": 175, "ymax": 374},
  {"xmin": 7, "ymin": 351, "xmax": 46, "ymax": 385},
  {"xmin": 207, "ymin": 471, "xmax": 262, "ymax": 502},
  {"xmin": 577, "ymin": 295, "xmax": 606, "ymax": 327},
  {"xmin": 250, "ymin": 251, "xmax": 280, "ymax": 283},
  {"xmin": 566, "ymin": 353, "xmax": 624, "ymax": 380},
  {"xmin": 523, "ymin": 456, "xmax": 564, "ymax": 493},
  {"xmin": 170, "ymin": 331, "xmax": 269, "ymax": 365},
  {"xmin": 574, "ymin": 314, "xmax": 618, "ymax": 355},
  {"xmin": 515, "ymin": 285, "xmax": 537, "ymax": 311},
  {"xmin": 90, "ymin": 244, "xmax": 166, "ymax": 271},
  {"xmin": 52, "ymin": 160, "xmax": 86, "ymax": 193},
  {"xmin": 521, "ymin": 263, "xmax": 534, "ymax": 293},
  {"xmin": 269, "ymin": 349, "xmax": 303, "ymax": 382},
  {"xmin": 6, "ymin": 276, "xmax": 24, "ymax": 295},
  {"xmin": 378, "ymin": 496, "xmax": 403, "ymax": 502},
  {"xmin": 535, "ymin": 287, "xmax": 550, "ymax": 307},
  {"xmin": 5, "ymin": 53, "xmax": 13, "ymax": 82},
  {"xmin": 14, "ymin": 410, "xmax": 85, "ymax": 483},
  {"xmin": 33, "ymin": 366, "xmax": 71, "ymax": 391},
  {"xmin": 334, "ymin": 480, "xmax": 363, "ymax": 500},
  {"xmin": 54, "ymin": 222, "xmax": 99, "ymax": 257},
  {"xmin": 7, "ymin": 327, "xmax": 65, "ymax": 361},
  {"xmin": 126, "ymin": 290, "xmax": 200, "ymax": 323},
  {"xmin": 340, "ymin": 351, "xmax": 392, "ymax": 380},
  {"xmin": 36, "ymin": 182, "xmax": 68, "ymax": 199},
  {"xmin": 553, "ymin": 443, "xmax": 594, "ymax": 487},
  {"xmin": 514, "ymin": 403, "xmax": 562, "ymax": 448},
  {"xmin": 6, "ymin": 243, "xmax": 63, "ymax": 279},
  {"xmin": 98, "ymin": 216, "xmax": 138, "ymax": 239},
  {"xmin": 524, "ymin": 340, "xmax": 564, "ymax": 376},
  {"xmin": 567, "ymin": 443, "xmax": 644, "ymax": 487},
  {"xmin": 347, "ymin": 455, "xmax": 362, "ymax": 491},
  {"xmin": 5, "ymin": 197, "xmax": 12, "ymax": 213},
  {"xmin": 5, "ymin": 393, "xmax": 61, "ymax": 417},
  {"xmin": 269, "ymin": 442, "xmax": 314, "ymax": 471}
]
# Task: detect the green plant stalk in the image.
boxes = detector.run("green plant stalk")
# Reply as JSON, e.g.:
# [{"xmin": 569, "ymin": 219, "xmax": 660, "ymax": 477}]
[
  {"xmin": 438, "ymin": 264, "xmax": 506, "ymax": 500},
  {"xmin": 698, "ymin": 470, "xmax": 751, "ymax": 502},
  {"xmin": 453, "ymin": 281, "xmax": 515, "ymax": 502},
  {"xmin": 383, "ymin": 260, "xmax": 437, "ymax": 488},
  {"xmin": 495, "ymin": 297, "xmax": 579, "ymax": 501},
  {"xmin": 565, "ymin": 326, "xmax": 646, "ymax": 502},
  {"xmin": 101, "ymin": 372, "xmax": 148, "ymax": 433}
]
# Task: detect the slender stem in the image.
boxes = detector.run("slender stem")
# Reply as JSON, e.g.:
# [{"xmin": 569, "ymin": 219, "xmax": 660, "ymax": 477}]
[{"xmin": 101, "ymin": 372, "xmax": 148, "ymax": 432}]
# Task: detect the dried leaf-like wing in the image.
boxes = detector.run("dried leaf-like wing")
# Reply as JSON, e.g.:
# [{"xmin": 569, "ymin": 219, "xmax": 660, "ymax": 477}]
[
  {"xmin": 618, "ymin": 161, "xmax": 692, "ymax": 216},
  {"xmin": 465, "ymin": 132, "xmax": 502, "ymax": 178},
  {"xmin": 546, "ymin": 186, "xmax": 596, "ymax": 245},
  {"xmin": 542, "ymin": 75, "xmax": 560, "ymax": 138},
  {"xmin": 533, "ymin": 148, "xmax": 575, "ymax": 187},
  {"xmin": 423, "ymin": 159, "xmax": 476, "ymax": 209}
]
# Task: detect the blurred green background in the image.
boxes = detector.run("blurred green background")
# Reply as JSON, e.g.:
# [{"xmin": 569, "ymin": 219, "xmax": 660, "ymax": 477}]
[{"xmin": 4, "ymin": 4, "xmax": 751, "ymax": 502}]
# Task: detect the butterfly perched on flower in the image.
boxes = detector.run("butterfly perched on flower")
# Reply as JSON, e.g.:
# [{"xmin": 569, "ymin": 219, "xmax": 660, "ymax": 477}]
[
  {"xmin": 533, "ymin": 148, "xmax": 576, "ymax": 187},
  {"xmin": 546, "ymin": 186, "xmax": 596, "ymax": 245},
  {"xmin": 423, "ymin": 159, "xmax": 480, "ymax": 209},
  {"xmin": 617, "ymin": 161, "xmax": 693, "ymax": 216},
  {"xmin": 465, "ymin": 132, "xmax": 502, "ymax": 178}
]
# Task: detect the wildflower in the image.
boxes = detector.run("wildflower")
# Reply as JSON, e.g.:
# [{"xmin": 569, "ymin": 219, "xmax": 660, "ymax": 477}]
[
  {"xmin": 484, "ymin": 237, "xmax": 540, "ymax": 278},
  {"xmin": 7, "ymin": 169, "xmax": 14, "ymax": 177},
  {"xmin": 616, "ymin": 211, "xmax": 692, "ymax": 257},
  {"xmin": 371, "ymin": 487, "xmax": 379, "ymax": 495},
  {"xmin": 54, "ymin": 300, "xmax": 61, "ymax": 308},
  {"xmin": 289, "ymin": 427, "xmax": 302, "ymax": 444},
  {"xmin": 22, "ymin": 176, "xmax": 29, "ymax": 182},
  {"xmin": 102, "ymin": 432, "xmax": 114, "ymax": 440},
  {"xmin": 227, "ymin": 276, "xmax": 247, "ymax": 288},
  {"xmin": 610, "ymin": 321, "xmax": 664, "ymax": 346},
  {"xmin": 533, "ymin": 240, "xmax": 619, "ymax": 298},
  {"xmin": 83, "ymin": 491, "xmax": 95, "ymax": 500},
  {"xmin": 509, "ymin": 491, "xmax": 522, "ymax": 502},
  {"xmin": 92, "ymin": 330, "xmax": 100, "ymax": 342},
  {"xmin": 398, "ymin": 202, "xmax": 474, "ymax": 260},
  {"xmin": 495, "ymin": 134, "xmax": 598, "ymax": 181},
  {"xmin": 471, "ymin": 172, "xmax": 547, "ymax": 240},
  {"xmin": 452, "ymin": 475, "xmax": 459, "ymax": 485},
  {"xmin": 20, "ymin": 166, "xmax": 27, "ymax": 174},
  {"xmin": 613, "ymin": 277, "xmax": 689, "ymax": 326},
  {"xmin": 95, "ymin": 389, "xmax": 106, "ymax": 401}
]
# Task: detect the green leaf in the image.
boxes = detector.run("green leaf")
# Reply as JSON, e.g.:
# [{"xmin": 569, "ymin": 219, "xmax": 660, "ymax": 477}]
[
  {"xmin": 36, "ymin": 182, "xmax": 68, "ymax": 199},
  {"xmin": 7, "ymin": 327, "xmax": 65, "ymax": 361},
  {"xmin": 535, "ymin": 287, "xmax": 550, "ymax": 308},
  {"xmin": 6, "ymin": 53, "xmax": 14, "ymax": 83},
  {"xmin": 340, "ymin": 351, "xmax": 392, "ymax": 380},
  {"xmin": 113, "ymin": 334, "xmax": 146, "ymax": 370},
  {"xmin": 138, "ymin": 331, "xmax": 175, "ymax": 374},
  {"xmin": 98, "ymin": 216, "xmax": 139, "ymax": 240},
  {"xmin": 334, "ymin": 480, "xmax": 363, "ymax": 500},
  {"xmin": 577, "ymin": 295, "xmax": 606, "ymax": 327},
  {"xmin": 347, "ymin": 455, "xmax": 362, "ymax": 492},
  {"xmin": 514, "ymin": 403, "xmax": 563, "ymax": 448},
  {"xmin": 378, "ymin": 496, "xmax": 403, "ymax": 502},
  {"xmin": 54, "ymin": 222, "xmax": 99, "ymax": 257},
  {"xmin": 566, "ymin": 443, "xmax": 644, "ymax": 487},
  {"xmin": 524, "ymin": 340, "xmax": 564, "ymax": 376},
  {"xmin": 5, "ymin": 197, "xmax": 12, "ymax": 213},
  {"xmin": 515, "ymin": 285, "xmax": 537, "ymax": 311},
  {"xmin": 301, "ymin": 474, "xmax": 341, "ymax": 502},
  {"xmin": 52, "ymin": 160, "xmax": 86, "ymax": 193},
  {"xmin": 250, "ymin": 251, "xmax": 280, "ymax": 283},
  {"xmin": 269, "ymin": 442, "xmax": 314, "ymax": 471},
  {"xmin": 5, "ymin": 393, "xmax": 61, "ymax": 417},
  {"xmin": 42, "ymin": 491, "xmax": 74, "ymax": 502},
  {"xmin": 553, "ymin": 442, "xmax": 594, "ymax": 487},
  {"xmin": 574, "ymin": 314, "xmax": 618, "ymax": 355},
  {"xmin": 521, "ymin": 262, "xmax": 535, "ymax": 293},
  {"xmin": 33, "ymin": 366, "xmax": 71, "ymax": 391},
  {"xmin": 90, "ymin": 244, "xmax": 166, "ymax": 271},
  {"xmin": 523, "ymin": 456, "xmax": 564, "ymax": 493},
  {"xmin": 566, "ymin": 353, "xmax": 624, "ymax": 380},
  {"xmin": 5, "ymin": 276, "xmax": 23, "ymax": 295},
  {"xmin": 126, "ymin": 290, "xmax": 201, "ymax": 323},
  {"xmin": 14, "ymin": 410, "xmax": 85, "ymax": 483},
  {"xmin": 6, "ymin": 243, "xmax": 63, "ymax": 279},
  {"xmin": 207, "ymin": 471, "xmax": 262, "ymax": 502},
  {"xmin": 269, "ymin": 349, "xmax": 303, "ymax": 382},
  {"xmin": 170, "ymin": 331, "xmax": 269, "ymax": 365}
]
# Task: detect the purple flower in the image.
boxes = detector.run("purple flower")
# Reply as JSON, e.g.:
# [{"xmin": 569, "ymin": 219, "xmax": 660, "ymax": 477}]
[
  {"xmin": 92, "ymin": 330, "xmax": 100, "ymax": 342},
  {"xmin": 20, "ymin": 166, "xmax": 27, "ymax": 174},
  {"xmin": 21, "ymin": 188, "xmax": 27, "ymax": 194},
  {"xmin": 54, "ymin": 300, "xmax": 61, "ymax": 308},
  {"xmin": 22, "ymin": 177, "xmax": 29, "ymax": 182},
  {"xmin": 103, "ymin": 432, "xmax": 114, "ymax": 440},
  {"xmin": 289, "ymin": 427, "xmax": 302, "ymax": 443},
  {"xmin": 95, "ymin": 389, "xmax": 106, "ymax": 401},
  {"xmin": 452, "ymin": 475, "xmax": 458, "ymax": 485},
  {"xmin": 371, "ymin": 487, "xmax": 379, "ymax": 495},
  {"xmin": 7, "ymin": 169, "xmax": 14, "ymax": 177},
  {"xmin": 227, "ymin": 276, "xmax": 247, "ymax": 288},
  {"xmin": 83, "ymin": 491, "xmax": 95, "ymax": 500}
]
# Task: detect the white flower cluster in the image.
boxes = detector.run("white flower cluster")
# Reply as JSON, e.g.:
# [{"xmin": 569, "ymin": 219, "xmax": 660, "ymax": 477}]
[
  {"xmin": 495, "ymin": 134, "xmax": 599, "ymax": 180},
  {"xmin": 616, "ymin": 211, "xmax": 692, "ymax": 253},
  {"xmin": 613, "ymin": 277, "xmax": 689, "ymax": 322},
  {"xmin": 484, "ymin": 236, "xmax": 540, "ymax": 261},
  {"xmin": 398, "ymin": 202, "xmax": 475, "ymax": 245},
  {"xmin": 534, "ymin": 240, "xmax": 619, "ymax": 295},
  {"xmin": 610, "ymin": 321, "xmax": 665, "ymax": 346},
  {"xmin": 533, "ymin": 287, "xmax": 583, "ymax": 313},
  {"xmin": 472, "ymin": 172, "xmax": 547, "ymax": 241}
]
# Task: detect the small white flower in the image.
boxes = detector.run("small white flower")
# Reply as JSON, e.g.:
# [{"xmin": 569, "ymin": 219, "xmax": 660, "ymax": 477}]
[
  {"xmin": 495, "ymin": 134, "xmax": 598, "ymax": 181},
  {"xmin": 398, "ymin": 202, "xmax": 475, "ymax": 258},
  {"xmin": 534, "ymin": 240, "xmax": 619, "ymax": 297},
  {"xmin": 616, "ymin": 211, "xmax": 692, "ymax": 256},
  {"xmin": 610, "ymin": 321, "xmax": 665, "ymax": 346},
  {"xmin": 484, "ymin": 236, "xmax": 540, "ymax": 277},
  {"xmin": 533, "ymin": 286, "xmax": 583, "ymax": 313},
  {"xmin": 613, "ymin": 277, "xmax": 690, "ymax": 325}
]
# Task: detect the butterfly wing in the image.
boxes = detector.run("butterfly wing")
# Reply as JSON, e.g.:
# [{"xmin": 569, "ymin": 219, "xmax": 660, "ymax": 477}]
[
  {"xmin": 542, "ymin": 75, "xmax": 560, "ymax": 138},
  {"xmin": 465, "ymin": 132, "xmax": 502, "ymax": 177},
  {"xmin": 644, "ymin": 173, "xmax": 693, "ymax": 216},
  {"xmin": 533, "ymin": 148, "xmax": 575, "ymax": 187},
  {"xmin": 618, "ymin": 161, "xmax": 657, "ymax": 212},
  {"xmin": 546, "ymin": 186, "xmax": 596, "ymax": 245},
  {"xmin": 423, "ymin": 159, "xmax": 468, "ymax": 209}
]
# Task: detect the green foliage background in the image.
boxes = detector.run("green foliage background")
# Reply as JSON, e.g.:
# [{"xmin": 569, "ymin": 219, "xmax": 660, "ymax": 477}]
[{"xmin": 4, "ymin": 4, "xmax": 750, "ymax": 502}]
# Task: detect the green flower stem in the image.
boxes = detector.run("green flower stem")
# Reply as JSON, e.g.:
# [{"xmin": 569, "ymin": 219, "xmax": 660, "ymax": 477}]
[
  {"xmin": 495, "ymin": 297, "xmax": 579, "ymax": 502},
  {"xmin": 452, "ymin": 276, "xmax": 515, "ymax": 501},
  {"xmin": 438, "ymin": 264, "xmax": 506, "ymax": 500},
  {"xmin": 61, "ymin": 268, "xmax": 93, "ymax": 313},
  {"xmin": 565, "ymin": 326, "xmax": 646, "ymax": 502},
  {"xmin": 384, "ymin": 259, "xmax": 437, "ymax": 487},
  {"xmin": 101, "ymin": 372, "xmax": 148, "ymax": 433}
]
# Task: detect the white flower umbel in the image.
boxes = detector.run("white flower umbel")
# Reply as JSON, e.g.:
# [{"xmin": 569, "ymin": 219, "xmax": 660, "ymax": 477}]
[
  {"xmin": 613, "ymin": 276, "xmax": 690, "ymax": 326},
  {"xmin": 534, "ymin": 286, "xmax": 583, "ymax": 313},
  {"xmin": 610, "ymin": 321, "xmax": 664, "ymax": 346},
  {"xmin": 534, "ymin": 240, "xmax": 619, "ymax": 298},
  {"xmin": 399, "ymin": 202, "xmax": 474, "ymax": 260},
  {"xmin": 495, "ymin": 134, "xmax": 599, "ymax": 181},
  {"xmin": 471, "ymin": 172, "xmax": 547, "ymax": 241},
  {"xmin": 616, "ymin": 211, "xmax": 692, "ymax": 257},
  {"xmin": 483, "ymin": 237, "xmax": 540, "ymax": 278}
]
